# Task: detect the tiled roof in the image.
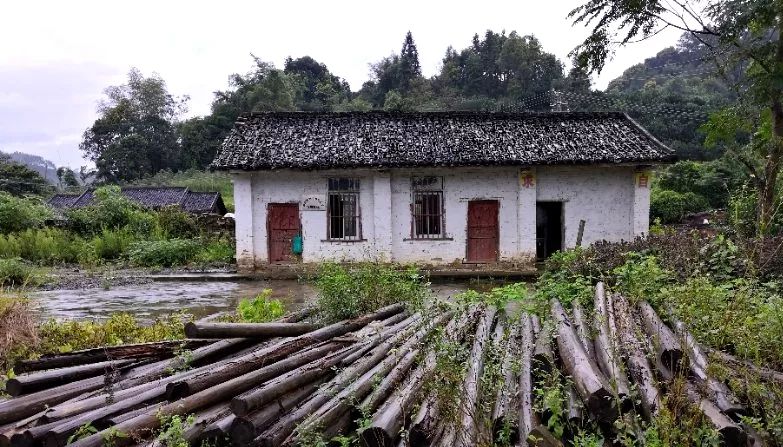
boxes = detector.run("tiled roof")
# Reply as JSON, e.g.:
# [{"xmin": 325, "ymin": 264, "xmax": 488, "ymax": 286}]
[
  {"xmin": 47, "ymin": 194, "xmax": 81, "ymax": 209},
  {"xmin": 211, "ymin": 111, "xmax": 675, "ymax": 171},
  {"xmin": 181, "ymin": 191, "xmax": 226, "ymax": 214},
  {"xmin": 49, "ymin": 187, "xmax": 225, "ymax": 214}
]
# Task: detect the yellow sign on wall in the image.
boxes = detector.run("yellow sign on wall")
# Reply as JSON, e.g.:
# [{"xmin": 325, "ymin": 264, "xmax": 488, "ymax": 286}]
[
  {"xmin": 519, "ymin": 169, "xmax": 536, "ymax": 188},
  {"xmin": 635, "ymin": 170, "xmax": 652, "ymax": 188}
]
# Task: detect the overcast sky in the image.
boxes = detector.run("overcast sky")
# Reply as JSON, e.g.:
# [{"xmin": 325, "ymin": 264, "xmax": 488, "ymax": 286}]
[{"xmin": 0, "ymin": 0, "xmax": 682, "ymax": 168}]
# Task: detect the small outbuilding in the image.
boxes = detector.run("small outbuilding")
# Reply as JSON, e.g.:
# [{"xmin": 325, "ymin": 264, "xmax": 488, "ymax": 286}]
[
  {"xmin": 48, "ymin": 187, "xmax": 227, "ymax": 215},
  {"xmin": 211, "ymin": 111, "xmax": 674, "ymax": 270}
]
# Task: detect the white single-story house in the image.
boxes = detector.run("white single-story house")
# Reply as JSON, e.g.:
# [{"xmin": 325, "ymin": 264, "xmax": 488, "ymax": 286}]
[{"xmin": 211, "ymin": 111, "xmax": 674, "ymax": 271}]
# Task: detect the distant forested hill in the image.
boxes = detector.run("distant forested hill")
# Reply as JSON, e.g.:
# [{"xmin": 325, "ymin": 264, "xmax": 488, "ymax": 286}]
[
  {"xmin": 596, "ymin": 34, "xmax": 737, "ymax": 160},
  {"xmin": 2, "ymin": 151, "xmax": 58, "ymax": 184}
]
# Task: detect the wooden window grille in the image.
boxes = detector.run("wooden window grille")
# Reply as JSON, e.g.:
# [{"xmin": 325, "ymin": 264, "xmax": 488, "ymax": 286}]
[
  {"xmin": 327, "ymin": 178, "xmax": 361, "ymax": 240},
  {"xmin": 411, "ymin": 176, "xmax": 444, "ymax": 238}
]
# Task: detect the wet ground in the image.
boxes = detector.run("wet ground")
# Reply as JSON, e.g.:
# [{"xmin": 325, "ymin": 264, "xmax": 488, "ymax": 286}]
[{"xmin": 29, "ymin": 280, "xmax": 471, "ymax": 322}]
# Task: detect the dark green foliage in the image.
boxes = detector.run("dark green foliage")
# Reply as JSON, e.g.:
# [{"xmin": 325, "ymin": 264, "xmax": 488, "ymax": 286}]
[
  {"xmin": 314, "ymin": 262, "xmax": 427, "ymax": 323},
  {"xmin": 80, "ymin": 68, "xmax": 187, "ymax": 182},
  {"xmin": 0, "ymin": 258, "xmax": 39, "ymax": 287},
  {"xmin": 127, "ymin": 239, "xmax": 201, "ymax": 267},
  {"xmin": 0, "ymin": 154, "xmax": 51, "ymax": 196},
  {"xmin": 650, "ymin": 189, "xmax": 710, "ymax": 223},
  {"xmin": 155, "ymin": 207, "xmax": 198, "ymax": 239},
  {"xmin": 65, "ymin": 186, "xmax": 145, "ymax": 236},
  {"xmin": 657, "ymin": 159, "xmax": 745, "ymax": 209},
  {"xmin": 433, "ymin": 31, "xmax": 564, "ymax": 108},
  {"xmin": 56, "ymin": 167, "xmax": 79, "ymax": 189},
  {"xmin": 0, "ymin": 193, "xmax": 52, "ymax": 234}
]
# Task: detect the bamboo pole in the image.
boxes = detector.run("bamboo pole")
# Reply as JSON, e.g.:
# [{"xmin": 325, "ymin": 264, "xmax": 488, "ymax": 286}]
[{"xmin": 592, "ymin": 284, "xmax": 631, "ymax": 410}]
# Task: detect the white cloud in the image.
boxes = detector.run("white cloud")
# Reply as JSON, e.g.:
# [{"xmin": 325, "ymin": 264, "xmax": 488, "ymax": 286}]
[{"xmin": 0, "ymin": 0, "xmax": 682, "ymax": 168}]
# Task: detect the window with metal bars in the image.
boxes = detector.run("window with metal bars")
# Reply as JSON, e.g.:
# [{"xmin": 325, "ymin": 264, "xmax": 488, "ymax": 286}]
[
  {"xmin": 327, "ymin": 178, "xmax": 361, "ymax": 240},
  {"xmin": 411, "ymin": 176, "xmax": 444, "ymax": 238}
]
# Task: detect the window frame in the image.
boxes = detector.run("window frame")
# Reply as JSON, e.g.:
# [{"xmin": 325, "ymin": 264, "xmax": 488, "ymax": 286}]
[
  {"xmin": 326, "ymin": 178, "xmax": 363, "ymax": 241},
  {"xmin": 410, "ymin": 176, "xmax": 446, "ymax": 239}
]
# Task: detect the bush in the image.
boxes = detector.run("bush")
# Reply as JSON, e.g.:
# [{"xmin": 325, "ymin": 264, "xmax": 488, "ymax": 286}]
[
  {"xmin": 650, "ymin": 189, "xmax": 710, "ymax": 224},
  {"xmin": 195, "ymin": 240, "xmax": 234, "ymax": 265},
  {"xmin": 314, "ymin": 262, "xmax": 428, "ymax": 323},
  {"xmin": 611, "ymin": 253, "xmax": 670, "ymax": 305},
  {"xmin": 237, "ymin": 290, "xmax": 285, "ymax": 322},
  {"xmin": 128, "ymin": 239, "xmax": 201, "ymax": 267},
  {"xmin": 65, "ymin": 186, "xmax": 144, "ymax": 236},
  {"xmin": 37, "ymin": 313, "xmax": 186, "ymax": 354},
  {"xmin": 92, "ymin": 228, "xmax": 136, "ymax": 261},
  {"xmin": 0, "ymin": 258, "xmax": 39, "ymax": 287},
  {"xmin": 156, "ymin": 207, "xmax": 198, "ymax": 239},
  {"xmin": 0, "ymin": 193, "xmax": 52, "ymax": 234}
]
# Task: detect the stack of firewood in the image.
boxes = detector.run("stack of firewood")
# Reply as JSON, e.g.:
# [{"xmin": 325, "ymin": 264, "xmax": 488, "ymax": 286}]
[{"xmin": 0, "ymin": 286, "xmax": 779, "ymax": 446}]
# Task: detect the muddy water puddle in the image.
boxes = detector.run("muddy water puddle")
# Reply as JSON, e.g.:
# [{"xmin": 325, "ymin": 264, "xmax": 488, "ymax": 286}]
[{"xmin": 30, "ymin": 281, "xmax": 470, "ymax": 322}]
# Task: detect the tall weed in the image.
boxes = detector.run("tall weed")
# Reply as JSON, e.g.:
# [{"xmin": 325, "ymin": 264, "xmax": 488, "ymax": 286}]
[{"xmin": 314, "ymin": 262, "xmax": 428, "ymax": 323}]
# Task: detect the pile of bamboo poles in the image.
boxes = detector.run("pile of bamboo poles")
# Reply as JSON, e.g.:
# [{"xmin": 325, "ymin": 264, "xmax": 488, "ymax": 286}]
[{"xmin": 0, "ymin": 285, "xmax": 779, "ymax": 447}]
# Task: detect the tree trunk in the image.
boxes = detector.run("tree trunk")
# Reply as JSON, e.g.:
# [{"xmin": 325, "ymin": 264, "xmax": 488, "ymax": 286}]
[
  {"xmin": 184, "ymin": 322, "xmax": 318, "ymax": 339},
  {"xmin": 637, "ymin": 301, "xmax": 683, "ymax": 373},
  {"xmin": 517, "ymin": 314, "xmax": 537, "ymax": 445},
  {"xmin": 592, "ymin": 284, "xmax": 631, "ymax": 411},
  {"xmin": 5, "ymin": 360, "xmax": 136, "ymax": 397},
  {"xmin": 613, "ymin": 295, "xmax": 661, "ymax": 419},
  {"xmin": 455, "ymin": 307, "xmax": 497, "ymax": 447},
  {"xmin": 550, "ymin": 299, "xmax": 617, "ymax": 423},
  {"xmin": 491, "ymin": 317, "xmax": 521, "ymax": 442},
  {"xmin": 13, "ymin": 340, "xmax": 210, "ymax": 374}
]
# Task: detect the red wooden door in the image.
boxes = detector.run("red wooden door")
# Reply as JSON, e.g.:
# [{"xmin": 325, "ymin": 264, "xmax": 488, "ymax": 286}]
[
  {"xmin": 267, "ymin": 204, "xmax": 300, "ymax": 263},
  {"xmin": 466, "ymin": 200, "xmax": 499, "ymax": 263}
]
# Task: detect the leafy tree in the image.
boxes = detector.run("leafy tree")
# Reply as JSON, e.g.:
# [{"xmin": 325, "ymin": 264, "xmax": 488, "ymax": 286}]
[
  {"xmin": 80, "ymin": 68, "xmax": 188, "ymax": 182},
  {"xmin": 283, "ymin": 56, "xmax": 351, "ymax": 110},
  {"xmin": 56, "ymin": 167, "xmax": 79, "ymax": 189},
  {"xmin": 361, "ymin": 32, "xmax": 429, "ymax": 107},
  {"xmin": 433, "ymin": 31, "xmax": 564, "ymax": 107},
  {"xmin": 0, "ymin": 153, "xmax": 50, "ymax": 196},
  {"xmin": 570, "ymin": 0, "xmax": 783, "ymax": 235}
]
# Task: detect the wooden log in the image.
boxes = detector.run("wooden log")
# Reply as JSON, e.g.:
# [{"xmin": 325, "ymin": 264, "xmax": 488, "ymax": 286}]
[
  {"xmin": 10, "ymin": 420, "xmax": 64, "ymax": 447},
  {"xmin": 565, "ymin": 385, "xmax": 584, "ymax": 428},
  {"xmin": 532, "ymin": 320, "xmax": 555, "ymax": 380},
  {"xmin": 685, "ymin": 383, "xmax": 747, "ymax": 446},
  {"xmin": 39, "ymin": 339, "xmax": 254, "ymax": 424},
  {"xmin": 13, "ymin": 340, "xmax": 211, "ymax": 374},
  {"xmin": 551, "ymin": 299, "xmax": 617, "ymax": 423},
  {"xmin": 409, "ymin": 396, "xmax": 440, "ymax": 447},
  {"xmin": 229, "ymin": 343, "xmax": 358, "ymax": 416},
  {"xmin": 492, "ymin": 317, "xmax": 521, "ymax": 442},
  {"xmin": 184, "ymin": 321, "xmax": 318, "ymax": 339},
  {"xmin": 199, "ymin": 414, "xmax": 235, "ymax": 444},
  {"xmin": 0, "ymin": 373, "xmax": 125, "ymax": 424},
  {"xmin": 278, "ymin": 312, "xmax": 455, "ymax": 447},
  {"xmin": 341, "ymin": 315, "xmax": 420, "ymax": 367},
  {"xmin": 229, "ymin": 380, "xmax": 323, "ymax": 446},
  {"xmin": 527, "ymin": 425, "xmax": 564, "ymax": 447},
  {"xmin": 571, "ymin": 300, "xmax": 593, "ymax": 362},
  {"xmin": 359, "ymin": 348, "xmax": 419, "ymax": 414},
  {"xmin": 358, "ymin": 359, "xmax": 432, "ymax": 447},
  {"xmin": 613, "ymin": 295, "xmax": 661, "ymax": 419},
  {"xmin": 455, "ymin": 306, "xmax": 497, "ymax": 446},
  {"xmin": 168, "ymin": 304, "xmax": 404, "ymax": 399},
  {"xmin": 181, "ymin": 402, "xmax": 232, "ymax": 444},
  {"xmin": 706, "ymin": 349, "xmax": 783, "ymax": 384},
  {"xmin": 67, "ymin": 343, "xmax": 358, "ymax": 447},
  {"xmin": 103, "ymin": 404, "xmax": 161, "ymax": 426},
  {"xmin": 5, "ymin": 359, "xmax": 136, "ymax": 397},
  {"xmin": 518, "ymin": 314, "xmax": 538, "ymax": 444},
  {"xmin": 637, "ymin": 301, "xmax": 683, "ymax": 372},
  {"xmin": 277, "ymin": 306, "xmax": 314, "ymax": 323},
  {"xmin": 592, "ymin": 284, "xmax": 631, "ymax": 410},
  {"xmin": 672, "ymin": 320, "xmax": 746, "ymax": 419}
]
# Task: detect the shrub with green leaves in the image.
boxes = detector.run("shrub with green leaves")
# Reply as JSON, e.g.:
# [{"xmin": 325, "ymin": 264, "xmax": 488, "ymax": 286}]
[
  {"xmin": 194, "ymin": 240, "xmax": 234, "ymax": 265},
  {"xmin": 611, "ymin": 253, "xmax": 670, "ymax": 305},
  {"xmin": 0, "ymin": 192, "xmax": 52, "ymax": 234},
  {"xmin": 0, "ymin": 258, "xmax": 39, "ymax": 287},
  {"xmin": 155, "ymin": 207, "xmax": 198, "ymax": 239},
  {"xmin": 650, "ymin": 189, "xmax": 710, "ymax": 224},
  {"xmin": 37, "ymin": 313, "xmax": 186, "ymax": 354},
  {"xmin": 314, "ymin": 262, "xmax": 427, "ymax": 323},
  {"xmin": 127, "ymin": 239, "xmax": 201, "ymax": 267},
  {"xmin": 237, "ymin": 290, "xmax": 285, "ymax": 322},
  {"xmin": 65, "ymin": 186, "xmax": 145, "ymax": 236}
]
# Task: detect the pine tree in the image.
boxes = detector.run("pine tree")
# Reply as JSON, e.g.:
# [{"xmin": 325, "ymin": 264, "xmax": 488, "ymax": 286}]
[{"xmin": 399, "ymin": 31, "xmax": 421, "ymax": 92}]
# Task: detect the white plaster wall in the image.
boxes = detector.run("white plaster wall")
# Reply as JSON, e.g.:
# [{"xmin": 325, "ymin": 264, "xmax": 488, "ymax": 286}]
[
  {"xmin": 241, "ymin": 165, "xmax": 644, "ymax": 267},
  {"xmin": 231, "ymin": 173, "xmax": 255, "ymax": 270},
  {"xmin": 536, "ymin": 166, "xmax": 636, "ymax": 247},
  {"xmin": 389, "ymin": 167, "xmax": 521, "ymax": 264}
]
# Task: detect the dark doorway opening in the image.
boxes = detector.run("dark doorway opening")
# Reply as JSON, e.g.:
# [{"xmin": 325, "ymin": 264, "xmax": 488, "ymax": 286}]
[{"xmin": 536, "ymin": 202, "xmax": 563, "ymax": 261}]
